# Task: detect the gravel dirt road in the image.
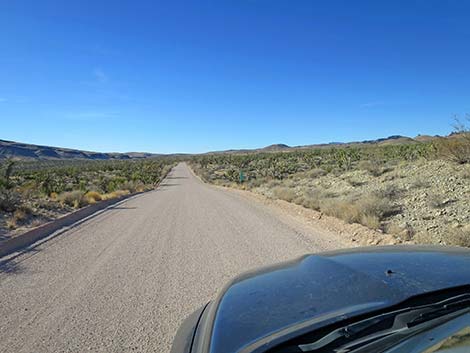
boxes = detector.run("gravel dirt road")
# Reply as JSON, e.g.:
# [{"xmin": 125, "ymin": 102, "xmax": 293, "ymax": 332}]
[{"xmin": 0, "ymin": 163, "xmax": 346, "ymax": 353}]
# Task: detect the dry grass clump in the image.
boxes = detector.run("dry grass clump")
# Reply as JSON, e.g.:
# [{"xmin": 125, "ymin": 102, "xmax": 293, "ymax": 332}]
[
  {"xmin": 85, "ymin": 191, "xmax": 102, "ymax": 204},
  {"xmin": 6, "ymin": 207, "xmax": 31, "ymax": 229},
  {"xmin": 413, "ymin": 231, "xmax": 437, "ymax": 245},
  {"xmin": 307, "ymin": 168, "xmax": 327, "ymax": 178},
  {"xmin": 274, "ymin": 185, "xmax": 397, "ymax": 230},
  {"xmin": 6, "ymin": 217, "xmax": 17, "ymax": 229},
  {"xmin": 247, "ymin": 177, "xmax": 265, "ymax": 188},
  {"xmin": 292, "ymin": 188, "xmax": 323, "ymax": 211},
  {"xmin": 101, "ymin": 190, "xmax": 130, "ymax": 200},
  {"xmin": 386, "ymin": 222, "xmax": 414, "ymax": 241},
  {"xmin": 436, "ymin": 134, "xmax": 470, "ymax": 164},
  {"xmin": 358, "ymin": 160, "xmax": 393, "ymax": 177},
  {"xmin": 322, "ymin": 194, "xmax": 395, "ymax": 229},
  {"xmin": 120, "ymin": 181, "xmax": 146, "ymax": 193},
  {"xmin": 271, "ymin": 186, "xmax": 296, "ymax": 202},
  {"xmin": 58, "ymin": 191, "xmax": 88, "ymax": 208},
  {"xmin": 59, "ymin": 189, "xmax": 131, "ymax": 207},
  {"xmin": 0, "ymin": 189, "xmax": 21, "ymax": 212},
  {"xmin": 374, "ymin": 184, "xmax": 402, "ymax": 200},
  {"xmin": 446, "ymin": 226, "xmax": 470, "ymax": 247}
]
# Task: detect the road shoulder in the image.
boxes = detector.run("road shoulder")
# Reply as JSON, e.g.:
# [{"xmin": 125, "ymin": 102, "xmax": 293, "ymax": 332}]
[{"xmin": 188, "ymin": 164, "xmax": 398, "ymax": 248}]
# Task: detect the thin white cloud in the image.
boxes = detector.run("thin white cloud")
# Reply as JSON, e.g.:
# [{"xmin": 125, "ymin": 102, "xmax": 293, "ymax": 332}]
[
  {"xmin": 360, "ymin": 101, "xmax": 384, "ymax": 108},
  {"xmin": 0, "ymin": 97, "xmax": 7, "ymax": 102}
]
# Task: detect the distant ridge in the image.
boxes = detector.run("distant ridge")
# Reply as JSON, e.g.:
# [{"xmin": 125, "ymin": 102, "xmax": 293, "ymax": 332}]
[
  {"xmin": 0, "ymin": 134, "xmax": 442, "ymax": 160},
  {"xmin": 205, "ymin": 134, "xmax": 439, "ymax": 155},
  {"xmin": 0, "ymin": 139, "xmax": 158, "ymax": 160},
  {"xmin": 261, "ymin": 143, "xmax": 291, "ymax": 151}
]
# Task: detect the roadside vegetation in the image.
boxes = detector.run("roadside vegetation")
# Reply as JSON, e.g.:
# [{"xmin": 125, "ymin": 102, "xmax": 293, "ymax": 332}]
[
  {"xmin": 191, "ymin": 122, "xmax": 470, "ymax": 247},
  {"xmin": 0, "ymin": 158, "xmax": 176, "ymax": 238}
]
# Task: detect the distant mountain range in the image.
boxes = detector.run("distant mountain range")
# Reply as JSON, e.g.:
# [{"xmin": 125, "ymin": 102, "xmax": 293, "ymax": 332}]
[
  {"xmin": 206, "ymin": 134, "xmax": 441, "ymax": 155},
  {"xmin": 0, "ymin": 139, "xmax": 158, "ymax": 160},
  {"xmin": 0, "ymin": 134, "xmax": 441, "ymax": 160}
]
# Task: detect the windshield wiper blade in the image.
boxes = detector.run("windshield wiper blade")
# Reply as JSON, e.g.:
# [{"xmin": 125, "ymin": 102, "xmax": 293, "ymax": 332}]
[{"xmin": 297, "ymin": 293, "xmax": 470, "ymax": 352}]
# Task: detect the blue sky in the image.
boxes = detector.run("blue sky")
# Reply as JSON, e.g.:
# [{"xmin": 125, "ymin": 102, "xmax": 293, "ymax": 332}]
[{"xmin": 1, "ymin": 1, "xmax": 469, "ymax": 153}]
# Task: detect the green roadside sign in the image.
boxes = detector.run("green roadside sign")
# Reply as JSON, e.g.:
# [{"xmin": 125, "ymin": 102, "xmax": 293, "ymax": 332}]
[{"xmin": 239, "ymin": 170, "xmax": 245, "ymax": 183}]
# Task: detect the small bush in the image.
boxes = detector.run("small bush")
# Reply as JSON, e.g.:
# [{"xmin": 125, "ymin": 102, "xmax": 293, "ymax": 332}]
[
  {"xmin": 271, "ymin": 186, "xmax": 296, "ymax": 202},
  {"xmin": 360, "ymin": 214, "xmax": 381, "ymax": 229},
  {"xmin": 13, "ymin": 209, "xmax": 28, "ymax": 222},
  {"xmin": 308, "ymin": 168, "xmax": 327, "ymax": 178},
  {"xmin": 0, "ymin": 189, "xmax": 21, "ymax": 212},
  {"xmin": 322, "ymin": 194, "xmax": 395, "ymax": 229},
  {"xmin": 101, "ymin": 190, "xmax": 130, "ymax": 200},
  {"xmin": 358, "ymin": 195, "xmax": 397, "ymax": 219},
  {"xmin": 386, "ymin": 222, "xmax": 414, "ymax": 241},
  {"xmin": 85, "ymin": 191, "xmax": 102, "ymax": 204},
  {"xmin": 322, "ymin": 200, "xmax": 360, "ymax": 223},
  {"xmin": 414, "ymin": 231, "xmax": 437, "ymax": 245},
  {"xmin": 6, "ymin": 217, "xmax": 17, "ymax": 229},
  {"xmin": 247, "ymin": 178, "xmax": 265, "ymax": 188},
  {"xmin": 436, "ymin": 134, "xmax": 470, "ymax": 164},
  {"xmin": 374, "ymin": 185, "xmax": 401, "ymax": 200},
  {"xmin": 446, "ymin": 226, "xmax": 470, "ymax": 247},
  {"xmin": 296, "ymin": 188, "xmax": 325, "ymax": 211},
  {"xmin": 59, "ymin": 190, "xmax": 88, "ymax": 208},
  {"xmin": 358, "ymin": 160, "xmax": 392, "ymax": 177}
]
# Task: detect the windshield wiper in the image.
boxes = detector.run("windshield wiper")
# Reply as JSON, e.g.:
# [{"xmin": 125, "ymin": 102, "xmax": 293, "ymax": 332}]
[{"xmin": 295, "ymin": 293, "xmax": 470, "ymax": 352}]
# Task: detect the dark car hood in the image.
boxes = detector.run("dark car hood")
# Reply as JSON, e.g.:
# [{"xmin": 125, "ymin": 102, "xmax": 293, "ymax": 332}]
[{"xmin": 205, "ymin": 246, "xmax": 470, "ymax": 353}]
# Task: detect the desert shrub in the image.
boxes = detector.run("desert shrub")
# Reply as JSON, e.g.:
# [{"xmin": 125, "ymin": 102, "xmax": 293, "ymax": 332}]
[
  {"xmin": 358, "ymin": 160, "xmax": 392, "ymax": 177},
  {"xmin": 357, "ymin": 195, "xmax": 397, "ymax": 219},
  {"xmin": 307, "ymin": 168, "xmax": 327, "ymax": 178},
  {"xmin": 0, "ymin": 189, "xmax": 21, "ymax": 212},
  {"xmin": 414, "ymin": 231, "xmax": 438, "ymax": 245},
  {"xmin": 296, "ymin": 188, "xmax": 325, "ymax": 210},
  {"xmin": 247, "ymin": 178, "xmax": 265, "ymax": 188},
  {"xmin": 6, "ymin": 208, "xmax": 30, "ymax": 229},
  {"xmin": 85, "ymin": 191, "xmax": 102, "ymax": 204},
  {"xmin": 436, "ymin": 117, "xmax": 470, "ymax": 164},
  {"xmin": 436, "ymin": 134, "xmax": 470, "ymax": 164},
  {"xmin": 59, "ymin": 190, "xmax": 88, "ymax": 208},
  {"xmin": 13, "ymin": 208, "xmax": 28, "ymax": 223},
  {"xmin": 360, "ymin": 214, "xmax": 381, "ymax": 229},
  {"xmin": 386, "ymin": 222, "xmax": 414, "ymax": 241},
  {"xmin": 322, "ymin": 194, "xmax": 395, "ymax": 229},
  {"xmin": 374, "ymin": 184, "xmax": 401, "ymax": 200},
  {"xmin": 322, "ymin": 200, "xmax": 360, "ymax": 223},
  {"xmin": 271, "ymin": 186, "xmax": 296, "ymax": 202},
  {"xmin": 446, "ymin": 226, "xmax": 470, "ymax": 247},
  {"xmin": 120, "ymin": 180, "xmax": 146, "ymax": 193},
  {"xmin": 0, "ymin": 160, "xmax": 15, "ymax": 190},
  {"xmin": 101, "ymin": 190, "xmax": 130, "ymax": 200},
  {"xmin": 6, "ymin": 217, "xmax": 17, "ymax": 229}
]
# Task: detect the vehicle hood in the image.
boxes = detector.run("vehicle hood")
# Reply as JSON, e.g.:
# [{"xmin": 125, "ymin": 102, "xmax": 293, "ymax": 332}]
[{"xmin": 206, "ymin": 246, "xmax": 470, "ymax": 353}]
